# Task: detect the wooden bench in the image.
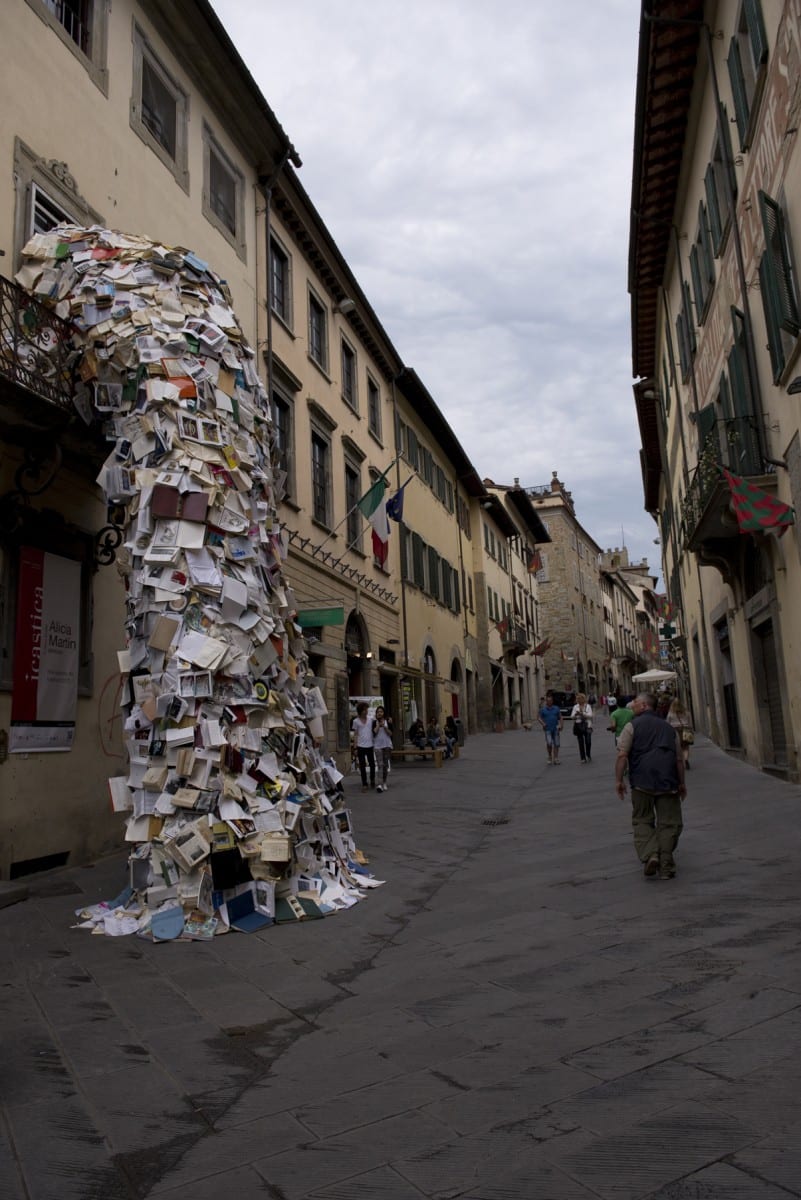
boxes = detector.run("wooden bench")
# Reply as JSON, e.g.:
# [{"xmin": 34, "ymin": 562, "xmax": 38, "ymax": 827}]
[{"xmin": 391, "ymin": 744, "xmax": 459, "ymax": 769}]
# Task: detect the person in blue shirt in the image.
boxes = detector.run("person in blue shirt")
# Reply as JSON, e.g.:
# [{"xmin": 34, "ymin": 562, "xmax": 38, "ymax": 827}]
[{"xmin": 538, "ymin": 691, "xmax": 563, "ymax": 765}]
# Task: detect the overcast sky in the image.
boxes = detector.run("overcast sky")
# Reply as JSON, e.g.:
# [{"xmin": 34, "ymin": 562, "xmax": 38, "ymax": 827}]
[{"xmin": 211, "ymin": 0, "xmax": 659, "ymax": 577}]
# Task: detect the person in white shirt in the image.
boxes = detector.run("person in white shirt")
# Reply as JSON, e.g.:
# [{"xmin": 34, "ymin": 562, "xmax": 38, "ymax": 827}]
[
  {"xmin": 351, "ymin": 702, "xmax": 375, "ymax": 792},
  {"xmin": 570, "ymin": 693, "xmax": 594, "ymax": 763},
  {"xmin": 372, "ymin": 706, "xmax": 394, "ymax": 792}
]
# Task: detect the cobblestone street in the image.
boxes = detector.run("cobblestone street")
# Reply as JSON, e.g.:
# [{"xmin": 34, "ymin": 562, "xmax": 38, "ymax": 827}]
[{"xmin": 3, "ymin": 726, "xmax": 801, "ymax": 1199}]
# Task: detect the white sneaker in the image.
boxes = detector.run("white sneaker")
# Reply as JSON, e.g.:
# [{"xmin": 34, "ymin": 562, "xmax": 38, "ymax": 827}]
[
  {"xmin": 383, "ymin": 780, "xmax": 389, "ymax": 790},
  {"xmin": 376, "ymin": 785, "xmax": 383, "ymax": 793}
]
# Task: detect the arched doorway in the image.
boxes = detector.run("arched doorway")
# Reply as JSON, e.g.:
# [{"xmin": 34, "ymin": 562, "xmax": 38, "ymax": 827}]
[
  {"xmin": 449, "ymin": 657, "xmax": 463, "ymax": 718},
  {"xmin": 345, "ymin": 612, "xmax": 369, "ymax": 695}
]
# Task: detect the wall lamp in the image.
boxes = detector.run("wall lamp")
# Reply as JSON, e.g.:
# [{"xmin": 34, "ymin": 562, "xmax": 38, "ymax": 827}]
[{"xmin": 334, "ymin": 297, "xmax": 356, "ymax": 315}]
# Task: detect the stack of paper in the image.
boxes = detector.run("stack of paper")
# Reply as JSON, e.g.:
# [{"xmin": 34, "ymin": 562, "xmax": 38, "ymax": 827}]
[{"xmin": 17, "ymin": 225, "xmax": 385, "ymax": 943}]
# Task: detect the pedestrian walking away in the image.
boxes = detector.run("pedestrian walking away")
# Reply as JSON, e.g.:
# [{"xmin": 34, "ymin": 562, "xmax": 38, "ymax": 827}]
[
  {"xmin": 372, "ymin": 705, "xmax": 393, "ymax": 791},
  {"xmin": 570, "ymin": 692, "xmax": 594, "ymax": 762},
  {"xmin": 607, "ymin": 700, "xmax": 634, "ymax": 745},
  {"xmin": 538, "ymin": 691, "xmax": 563, "ymax": 765},
  {"xmin": 667, "ymin": 696, "xmax": 694, "ymax": 770},
  {"xmin": 351, "ymin": 701, "xmax": 375, "ymax": 792},
  {"xmin": 615, "ymin": 692, "xmax": 687, "ymax": 879}
]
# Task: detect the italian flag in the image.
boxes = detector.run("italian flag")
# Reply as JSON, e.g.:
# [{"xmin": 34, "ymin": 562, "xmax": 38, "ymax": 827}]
[{"xmin": 358, "ymin": 474, "xmax": 390, "ymax": 565}]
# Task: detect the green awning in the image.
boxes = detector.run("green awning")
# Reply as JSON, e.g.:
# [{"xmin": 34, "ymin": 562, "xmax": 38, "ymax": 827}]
[{"xmin": 296, "ymin": 606, "xmax": 345, "ymax": 628}]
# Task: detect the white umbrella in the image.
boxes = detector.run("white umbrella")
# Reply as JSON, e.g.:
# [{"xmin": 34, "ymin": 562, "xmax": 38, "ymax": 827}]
[{"xmin": 631, "ymin": 668, "xmax": 677, "ymax": 683}]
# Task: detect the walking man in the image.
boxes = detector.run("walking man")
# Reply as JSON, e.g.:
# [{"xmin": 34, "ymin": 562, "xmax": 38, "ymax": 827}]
[
  {"xmin": 538, "ymin": 691, "xmax": 563, "ymax": 765},
  {"xmin": 615, "ymin": 692, "xmax": 686, "ymax": 879}
]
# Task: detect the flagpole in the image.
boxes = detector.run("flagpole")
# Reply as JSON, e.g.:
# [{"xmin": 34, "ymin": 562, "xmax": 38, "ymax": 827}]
[{"xmin": 313, "ymin": 453, "xmax": 401, "ymax": 555}]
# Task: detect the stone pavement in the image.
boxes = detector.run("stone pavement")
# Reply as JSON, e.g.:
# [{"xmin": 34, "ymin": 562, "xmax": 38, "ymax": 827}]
[{"xmin": 3, "ymin": 723, "xmax": 801, "ymax": 1199}]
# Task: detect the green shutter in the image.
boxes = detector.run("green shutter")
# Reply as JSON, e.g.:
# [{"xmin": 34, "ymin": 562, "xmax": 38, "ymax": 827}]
[
  {"xmin": 697, "ymin": 404, "xmax": 718, "ymax": 459},
  {"xmin": 759, "ymin": 256, "xmax": 785, "ymax": 382},
  {"xmin": 684, "ymin": 283, "xmax": 697, "ymax": 353},
  {"xmin": 699, "ymin": 202, "xmax": 715, "ymax": 286},
  {"xmin": 412, "ymin": 532, "xmax": 425, "ymax": 586},
  {"xmin": 745, "ymin": 0, "xmax": 768, "ymax": 67},
  {"xmin": 727, "ymin": 39, "xmax": 749, "ymax": 148},
  {"xmin": 705, "ymin": 163, "xmax": 722, "ymax": 252},
  {"xmin": 453, "ymin": 567, "xmax": 460, "ymax": 614},
  {"xmin": 758, "ymin": 190, "xmax": 800, "ymax": 336},
  {"xmin": 689, "ymin": 244, "xmax": 704, "ymax": 320}
]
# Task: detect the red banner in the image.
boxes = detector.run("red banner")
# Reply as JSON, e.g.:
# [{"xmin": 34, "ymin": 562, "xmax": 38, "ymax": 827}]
[{"xmin": 10, "ymin": 548, "xmax": 81, "ymax": 752}]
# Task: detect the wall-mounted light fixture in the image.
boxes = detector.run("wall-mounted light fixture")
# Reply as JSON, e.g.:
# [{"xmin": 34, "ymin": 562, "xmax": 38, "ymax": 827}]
[
  {"xmin": 788, "ymin": 376, "xmax": 801, "ymax": 395},
  {"xmin": 334, "ymin": 297, "xmax": 356, "ymax": 315}
]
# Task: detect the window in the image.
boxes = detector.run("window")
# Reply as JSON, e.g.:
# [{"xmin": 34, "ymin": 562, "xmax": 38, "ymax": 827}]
[
  {"xmin": 412, "ymin": 532, "xmax": 425, "ymax": 588},
  {"xmin": 367, "ymin": 375, "xmax": 381, "ymax": 438},
  {"xmin": 202, "ymin": 126, "xmax": 245, "ymax": 259},
  {"xmin": 442, "ymin": 566, "xmax": 452, "ymax": 612},
  {"xmin": 457, "ymin": 495, "xmax": 471, "ymax": 537},
  {"xmin": 727, "ymin": 0, "xmax": 768, "ymax": 150},
  {"xmin": 427, "ymin": 546, "xmax": 440, "ymax": 600},
  {"xmin": 308, "ymin": 292, "xmax": 328, "ymax": 371},
  {"xmin": 676, "ymin": 281, "xmax": 696, "ymax": 381},
  {"xmin": 468, "ymin": 575, "xmax": 474, "ymax": 611},
  {"xmin": 271, "ymin": 391, "xmax": 293, "ymax": 500},
  {"xmin": 311, "ymin": 431, "xmax": 331, "ymax": 526},
  {"xmin": 13, "ymin": 138, "xmax": 103, "ymax": 262},
  {"xmin": 705, "ymin": 112, "xmax": 737, "ymax": 256},
  {"xmin": 341, "ymin": 339, "xmax": 357, "ymax": 410},
  {"xmin": 758, "ymin": 191, "xmax": 800, "ymax": 382},
  {"xmin": 132, "ymin": 27, "xmax": 188, "ymax": 189},
  {"xmin": 270, "ymin": 237, "xmax": 291, "ymax": 325},
  {"xmin": 690, "ymin": 202, "xmax": 715, "ymax": 323},
  {"xmin": 26, "ymin": 0, "xmax": 109, "ymax": 91},
  {"xmin": 405, "ymin": 426, "xmax": 419, "ymax": 471},
  {"xmin": 727, "ymin": 308, "xmax": 762, "ymax": 474},
  {"xmin": 420, "ymin": 446, "xmax": 434, "ymax": 488},
  {"xmin": 345, "ymin": 462, "xmax": 361, "ymax": 550}
]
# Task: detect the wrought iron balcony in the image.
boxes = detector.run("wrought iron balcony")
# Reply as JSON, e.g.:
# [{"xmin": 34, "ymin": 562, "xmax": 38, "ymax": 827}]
[
  {"xmin": 680, "ymin": 416, "xmax": 773, "ymax": 554},
  {"xmin": 0, "ymin": 274, "xmax": 76, "ymax": 419},
  {"xmin": 501, "ymin": 620, "xmax": 529, "ymax": 653}
]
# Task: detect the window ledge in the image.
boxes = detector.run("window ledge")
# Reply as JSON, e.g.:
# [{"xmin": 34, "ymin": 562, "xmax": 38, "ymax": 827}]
[
  {"xmin": 311, "ymin": 518, "xmax": 336, "ymax": 537},
  {"xmin": 368, "ymin": 428, "xmax": 384, "ymax": 449},
  {"xmin": 308, "ymin": 355, "xmax": 332, "ymax": 384},
  {"xmin": 343, "ymin": 398, "xmax": 361, "ymax": 419},
  {"xmin": 270, "ymin": 309, "xmax": 295, "ymax": 338}
]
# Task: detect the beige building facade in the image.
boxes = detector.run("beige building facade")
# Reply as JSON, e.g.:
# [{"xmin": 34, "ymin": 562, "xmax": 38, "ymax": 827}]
[
  {"xmin": 528, "ymin": 474, "xmax": 607, "ymax": 699},
  {"xmin": 630, "ymin": 0, "xmax": 801, "ymax": 778},
  {"xmin": 0, "ymin": 0, "xmax": 296, "ymax": 877},
  {"xmin": 2, "ymin": 0, "xmax": 566, "ymax": 880}
]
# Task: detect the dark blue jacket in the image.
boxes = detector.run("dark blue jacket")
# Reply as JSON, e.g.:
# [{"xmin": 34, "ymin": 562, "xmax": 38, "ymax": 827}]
[{"xmin": 629, "ymin": 710, "xmax": 681, "ymax": 792}]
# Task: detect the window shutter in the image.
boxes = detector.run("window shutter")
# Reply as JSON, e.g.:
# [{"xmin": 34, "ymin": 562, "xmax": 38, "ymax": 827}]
[
  {"xmin": 727, "ymin": 39, "xmax": 749, "ymax": 148},
  {"xmin": 745, "ymin": 0, "xmax": 768, "ymax": 68},
  {"xmin": 441, "ymin": 561, "xmax": 452, "ymax": 609},
  {"xmin": 758, "ymin": 191, "xmax": 800, "ymax": 336},
  {"xmin": 699, "ymin": 202, "xmax": 715, "ymax": 286},
  {"xmin": 452, "ymin": 567, "xmax": 460, "ymax": 614},
  {"xmin": 427, "ymin": 546, "xmax": 440, "ymax": 599},
  {"xmin": 676, "ymin": 311, "xmax": 690, "ymax": 380},
  {"xmin": 689, "ymin": 244, "xmax": 704, "ymax": 320},
  {"xmin": 697, "ymin": 403, "xmax": 717, "ymax": 453},
  {"xmin": 684, "ymin": 283, "xmax": 697, "ymax": 353},
  {"xmin": 412, "ymin": 532, "xmax": 425, "ymax": 587},
  {"xmin": 759, "ymin": 256, "xmax": 785, "ymax": 382},
  {"xmin": 705, "ymin": 163, "xmax": 723, "ymax": 253}
]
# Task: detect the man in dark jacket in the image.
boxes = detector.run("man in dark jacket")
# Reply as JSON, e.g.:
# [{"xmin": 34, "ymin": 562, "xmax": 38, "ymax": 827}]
[{"xmin": 615, "ymin": 692, "xmax": 687, "ymax": 879}]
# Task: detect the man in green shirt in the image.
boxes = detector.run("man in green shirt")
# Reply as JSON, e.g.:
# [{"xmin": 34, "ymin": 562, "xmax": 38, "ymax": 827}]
[{"xmin": 608, "ymin": 701, "xmax": 634, "ymax": 743}]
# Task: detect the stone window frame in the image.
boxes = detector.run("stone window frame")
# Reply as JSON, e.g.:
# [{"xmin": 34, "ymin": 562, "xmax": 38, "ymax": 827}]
[
  {"xmin": 130, "ymin": 22, "xmax": 190, "ymax": 193},
  {"xmin": 24, "ymin": 0, "xmax": 110, "ymax": 94},
  {"xmin": 201, "ymin": 122, "xmax": 246, "ymax": 261},
  {"xmin": 13, "ymin": 138, "xmax": 104, "ymax": 264}
]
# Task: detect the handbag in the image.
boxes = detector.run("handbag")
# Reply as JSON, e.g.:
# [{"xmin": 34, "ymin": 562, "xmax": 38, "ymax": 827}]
[{"xmin": 681, "ymin": 727, "xmax": 694, "ymax": 746}]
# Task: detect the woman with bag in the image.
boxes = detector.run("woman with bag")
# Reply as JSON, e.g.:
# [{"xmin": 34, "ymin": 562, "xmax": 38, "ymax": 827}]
[
  {"xmin": 570, "ymin": 692, "xmax": 594, "ymax": 763},
  {"xmin": 667, "ymin": 697, "xmax": 694, "ymax": 769}
]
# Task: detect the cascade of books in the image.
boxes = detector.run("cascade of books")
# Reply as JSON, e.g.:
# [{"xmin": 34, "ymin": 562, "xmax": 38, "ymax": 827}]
[{"xmin": 17, "ymin": 225, "xmax": 382, "ymax": 939}]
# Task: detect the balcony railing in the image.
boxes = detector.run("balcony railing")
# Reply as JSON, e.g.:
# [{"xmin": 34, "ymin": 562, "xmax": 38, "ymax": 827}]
[
  {"xmin": 0, "ymin": 275, "xmax": 75, "ymax": 414},
  {"xmin": 501, "ymin": 620, "xmax": 529, "ymax": 652},
  {"xmin": 680, "ymin": 416, "xmax": 768, "ymax": 552}
]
